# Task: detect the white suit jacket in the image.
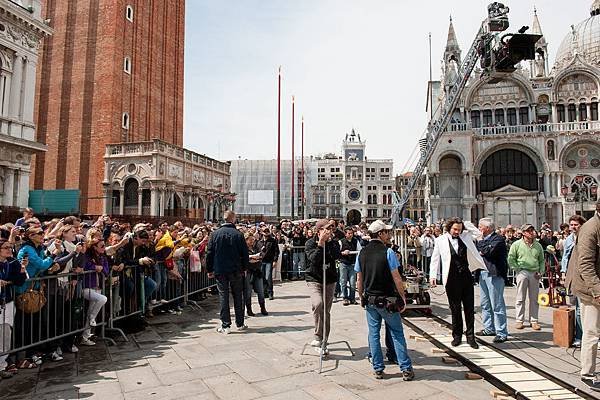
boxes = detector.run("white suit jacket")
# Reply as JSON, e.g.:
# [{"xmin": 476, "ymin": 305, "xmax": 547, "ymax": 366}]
[{"xmin": 429, "ymin": 231, "xmax": 486, "ymax": 286}]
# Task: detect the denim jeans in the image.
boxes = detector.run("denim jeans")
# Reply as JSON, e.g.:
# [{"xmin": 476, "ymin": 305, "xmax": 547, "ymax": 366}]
[
  {"xmin": 262, "ymin": 262, "xmax": 273, "ymax": 297},
  {"xmin": 144, "ymin": 276, "xmax": 157, "ymax": 308},
  {"xmin": 154, "ymin": 261, "xmax": 168, "ymax": 300},
  {"xmin": 292, "ymin": 251, "xmax": 305, "ymax": 279},
  {"xmin": 216, "ymin": 271, "xmax": 245, "ymax": 328},
  {"xmin": 339, "ymin": 263, "xmax": 357, "ymax": 302},
  {"xmin": 244, "ymin": 271, "xmax": 265, "ymax": 309},
  {"xmin": 365, "ymin": 304, "xmax": 412, "ymax": 372},
  {"xmin": 479, "ymin": 270, "xmax": 508, "ymax": 338}
]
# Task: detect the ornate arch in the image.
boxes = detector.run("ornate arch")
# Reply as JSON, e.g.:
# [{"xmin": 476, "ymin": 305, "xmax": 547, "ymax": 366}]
[
  {"xmin": 553, "ymin": 62, "xmax": 600, "ymax": 103},
  {"xmin": 559, "ymin": 138, "xmax": 600, "ymax": 170},
  {"xmin": 474, "ymin": 142, "xmax": 546, "ymax": 176},
  {"xmin": 465, "ymin": 74, "xmax": 535, "ymax": 108},
  {"xmin": 431, "ymin": 150, "xmax": 467, "ymax": 174}
]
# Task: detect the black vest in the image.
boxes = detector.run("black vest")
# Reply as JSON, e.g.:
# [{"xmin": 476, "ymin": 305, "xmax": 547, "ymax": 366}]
[
  {"xmin": 448, "ymin": 237, "xmax": 469, "ymax": 274},
  {"xmin": 360, "ymin": 240, "xmax": 396, "ymax": 297}
]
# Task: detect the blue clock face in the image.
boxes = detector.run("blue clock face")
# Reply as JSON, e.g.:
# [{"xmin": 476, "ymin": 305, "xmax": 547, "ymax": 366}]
[{"xmin": 348, "ymin": 189, "xmax": 360, "ymax": 201}]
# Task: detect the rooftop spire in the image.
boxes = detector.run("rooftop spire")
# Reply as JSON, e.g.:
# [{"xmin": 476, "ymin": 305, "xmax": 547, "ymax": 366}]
[
  {"xmin": 532, "ymin": 6, "xmax": 543, "ymax": 35},
  {"xmin": 445, "ymin": 15, "xmax": 459, "ymax": 52}
]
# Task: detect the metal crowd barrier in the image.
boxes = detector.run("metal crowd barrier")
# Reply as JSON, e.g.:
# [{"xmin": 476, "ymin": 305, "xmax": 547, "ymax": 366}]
[
  {"xmin": 0, "ymin": 270, "xmax": 108, "ymax": 358},
  {"xmin": 278, "ymin": 246, "xmax": 306, "ymax": 280},
  {"xmin": 0, "ymin": 255, "xmax": 217, "ymax": 357}
]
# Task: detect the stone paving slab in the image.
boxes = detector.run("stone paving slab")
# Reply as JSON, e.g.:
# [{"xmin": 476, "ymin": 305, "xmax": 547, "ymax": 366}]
[{"xmin": 2, "ymin": 281, "xmax": 505, "ymax": 400}]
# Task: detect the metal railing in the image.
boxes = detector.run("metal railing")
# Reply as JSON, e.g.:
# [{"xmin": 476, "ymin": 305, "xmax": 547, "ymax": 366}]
[{"xmin": 0, "ymin": 257, "xmax": 216, "ymax": 357}]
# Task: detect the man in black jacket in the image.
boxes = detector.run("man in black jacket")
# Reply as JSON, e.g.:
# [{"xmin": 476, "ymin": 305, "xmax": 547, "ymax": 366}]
[
  {"xmin": 257, "ymin": 228, "xmax": 279, "ymax": 300},
  {"xmin": 339, "ymin": 227, "xmax": 359, "ymax": 305},
  {"xmin": 476, "ymin": 218, "xmax": 509, "ymax": 343},
  {"xmin": 116, "ymin": 230, "xmax": 157, "ymax": 318},
  {"xmin": 305, "ymin": 219, "xmax": 340, "ymax": 354},
  {"xmin": 206, "ymin": 211, "xmax": 249, "ymax": 334}
]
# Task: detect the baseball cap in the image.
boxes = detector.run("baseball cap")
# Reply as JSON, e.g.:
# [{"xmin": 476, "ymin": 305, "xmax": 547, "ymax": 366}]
[
  {"xmin": 521, "ymin": 223, "xmax": 535, "ymax": 231},
  {"xmin": 368, "ymin": 220, "xmax": 393, "ymax": 234}
]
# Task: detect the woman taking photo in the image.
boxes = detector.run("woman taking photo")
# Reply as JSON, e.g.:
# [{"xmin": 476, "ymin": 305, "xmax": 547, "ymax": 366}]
[
  {"xmin": 82, "ymin": 239, "xmax": 109, "ymax": 346},
  {"xmin": 0, "ymin": 239, "xmax": 27, "ymax": 378}
]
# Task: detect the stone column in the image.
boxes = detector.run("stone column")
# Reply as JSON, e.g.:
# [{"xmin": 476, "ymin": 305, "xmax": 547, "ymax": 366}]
[
  {"xmin": 544, "ymin": 173, "xmax": 550, "ymax": 197},
  {"xmin": 551, "ymin": 105, "xmax": 558, "ymax": 123},
  {"xmin": 157, "ymin": 190, "xmax": 164, "ymax": 217},
  {"xmin": 3, "ymin": 168, "xmax": 14, "ymax": 207},
  {"xmin": 587, "ymin": 103, "xmax": 591, "ymax": 121},
  {"xmin": 463, "ymin": 173, "xmax": 470, "ymax": 197},
  {"xmin": 102, "ymin": 186, "xmax": 111, "ymax": 215},
  {"xmin": 9, "ymin": 54, "xmax": 23, "ymax": 120},
  {"xmin": 15, "ymin": 170, "xmax": 28, "ymax": 208},
  {"xmin": 137, "ymin": 189, "xmax": 143, "ymax": 215},
  {"xmin": 150, "ymin": 188, "xmax": 158, "ymax": 217},
  {"xmin": 119, "ymin": 190, "xmax": 125, "ymax": 215},
  {"xmin": 22, "ymin": 58, "xmax": 37, "ymax": 125}
]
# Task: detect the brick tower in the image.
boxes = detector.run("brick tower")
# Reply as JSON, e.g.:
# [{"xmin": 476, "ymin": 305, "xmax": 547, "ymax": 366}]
[{"xmin": 33, "ymin": 0, "xmax": 185, "ymax": 214}]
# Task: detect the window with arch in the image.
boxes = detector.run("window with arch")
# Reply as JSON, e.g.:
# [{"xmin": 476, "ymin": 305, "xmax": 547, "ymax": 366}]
[
  {"xmin": 557, "ymin": 104, "xmax": 566, "ymax": 122},
  {"xmin": 122, "ymin": 112, "xmax": 130, "ymax": 129},
  {"xmin": 126, "ymin": 5, "xmax": 134, "ymax": 22},
  {"xmin": 580, "ymin": 103, "xmax": 588, "ymax": 121},
  {"xmin": 592, "ymin": 102, "xmax": 599, "ymax": 121},
  {"xmin": 568, "ymin": 104, "xmax": 577, "ymax": 122},
  {"xmin": 123, "ymin": 57, "xmax": 131, "ymax": 74},
  {"xmin": 507, "ymin": 108, "xmax": 517, "ymax": 126},
  {"xmin": 479, "ymin": 149, "xmax": 538, "ymax": 192},
  {"xmin": 471, "ymin": 110, "xmax": 481, "ymax": 128}
]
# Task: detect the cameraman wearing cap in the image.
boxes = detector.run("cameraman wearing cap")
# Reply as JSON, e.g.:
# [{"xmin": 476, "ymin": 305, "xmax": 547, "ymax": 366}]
[{"xmin": 355, "ymin": 220, "xmax": 414, "ymax": 380}]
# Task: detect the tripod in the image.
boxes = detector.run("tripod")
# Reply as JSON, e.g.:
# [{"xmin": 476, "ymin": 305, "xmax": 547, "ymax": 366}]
[{"xmin": 302, "ymin": 241, "xmax": 354, "ymax": 373}]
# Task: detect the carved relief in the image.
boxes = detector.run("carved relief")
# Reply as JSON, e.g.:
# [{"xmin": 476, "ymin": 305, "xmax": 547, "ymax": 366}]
[
  {"xmin": 557, "ymin": 74, "xmax": 597, "ymax": 98},
  {"xmin": 4, "ymin": 23, "xmax": 40, "ymax": 50},
  {"xmin": 473, "ymin": 81, "xmax": 524, "ymax": 104}
]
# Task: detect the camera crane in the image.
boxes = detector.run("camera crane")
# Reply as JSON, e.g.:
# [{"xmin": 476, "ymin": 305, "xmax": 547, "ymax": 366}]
[{"xmin": 391, "ymin": 2, "xmax": 541, "ymax": 227}]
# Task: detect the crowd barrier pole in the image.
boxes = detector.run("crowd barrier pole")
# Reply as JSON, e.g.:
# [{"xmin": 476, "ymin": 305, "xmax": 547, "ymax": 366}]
[{"xmin": 1, "ymin": 270, "xmax": 109, "ymax": 358}]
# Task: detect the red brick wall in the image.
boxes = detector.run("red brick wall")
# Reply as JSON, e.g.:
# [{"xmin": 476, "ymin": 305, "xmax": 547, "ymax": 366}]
[{"xmin": 32, "ymin": 0, "xmax": 185, "ymax": 214}]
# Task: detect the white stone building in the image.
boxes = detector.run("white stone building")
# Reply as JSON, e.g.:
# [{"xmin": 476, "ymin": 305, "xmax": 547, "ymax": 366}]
[
  {"xmin": 310, "ymin": 130, "xmax": 394, "ymax": 224},
  {"xmin": 103, "ymin": 140, "xmax": 234, "ymax": 221},
  {"xmin": 0, "ymin": 0, "xmax": 50, "ymax": 208},
  {"xmin": 427, "ymin": 2, "xmax": 600, "ymax": 228}
]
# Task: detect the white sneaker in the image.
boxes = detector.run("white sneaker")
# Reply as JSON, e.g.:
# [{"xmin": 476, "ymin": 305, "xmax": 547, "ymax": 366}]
[
  {"xmin": 310, "ymin": 339, "xmax": 321, "ymax": 347},
  {"xmin": 80, "ymin": 337, "xmax": 96, "ymax": 346},
  {"xmin": 51, "ymin": 351, "xmax": 63, "ymax": 362},
  {"xmin": 70, "ymin": 345, "xmax": 79, "ymax": 353},
  {"xmin": 314, "ymin": 346, "xmax": 329, "ymax": 355},
  {"xmin": 217, "ymin": 327, "xmax": 231, "ymax": 335},
  {"xmin": 89, "ymin": 318, "xmax": 97, "ymax": 327},
  {"xmin": 160, "ymin": 299, "xmax": 169, "ymax": 304},
  {"xmin": 236, "ymin": 325, "xmax": 248, "ymax": 331},
  {"xmin": 150, "ymin": 299, "xmax": 158, "ymax": 305},
  {"xmin": 56, "ymin": 347, "xmax": 63, "ymax": 357}
]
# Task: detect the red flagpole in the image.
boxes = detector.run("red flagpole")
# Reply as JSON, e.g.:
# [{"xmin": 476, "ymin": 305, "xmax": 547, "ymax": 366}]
[
  {"xmin": 277, "ymin": 67, "xmax": 281, "ymax": 220},
  {"xmin": 291, "ymin": 95, "xmax": 295, "ymax": 220},
  {"xmin": 301, "ymin": 116, "xmax": 304, "ymax": 219}
]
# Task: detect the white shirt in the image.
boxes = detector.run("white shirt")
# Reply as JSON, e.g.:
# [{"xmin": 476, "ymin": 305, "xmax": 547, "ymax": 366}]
[{"xmin": 449, "ymin": 236, "xmax": 459, "ymax": 253}]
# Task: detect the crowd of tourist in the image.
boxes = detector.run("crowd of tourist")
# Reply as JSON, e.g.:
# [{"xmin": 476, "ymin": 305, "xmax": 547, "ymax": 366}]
[{"xmin": 0, "ymin": 204, "xmax": 599, "ymax": 391}]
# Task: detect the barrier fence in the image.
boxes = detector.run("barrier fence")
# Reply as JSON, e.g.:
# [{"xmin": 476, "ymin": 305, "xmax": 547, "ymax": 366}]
[{"xmin": 0, "ymin": 258, "xmax": 216, "ymax": 358}]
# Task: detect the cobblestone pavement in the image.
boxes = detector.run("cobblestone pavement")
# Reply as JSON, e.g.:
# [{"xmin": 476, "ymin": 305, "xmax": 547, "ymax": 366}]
[{"xmin": 1, "ymin": 281, "xmax": 538, "ymax": 400}]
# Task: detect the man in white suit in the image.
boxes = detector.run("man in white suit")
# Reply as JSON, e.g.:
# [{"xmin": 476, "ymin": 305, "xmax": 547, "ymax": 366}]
[{"xmin": 430, "ymin": 217, "xmax": 486, "ymax": 348}]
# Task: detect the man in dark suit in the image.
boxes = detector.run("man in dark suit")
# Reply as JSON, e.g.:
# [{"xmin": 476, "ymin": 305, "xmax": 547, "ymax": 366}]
[{"xmin": 476, "ymin": 218, "xmax": 509, "ymax": 343}]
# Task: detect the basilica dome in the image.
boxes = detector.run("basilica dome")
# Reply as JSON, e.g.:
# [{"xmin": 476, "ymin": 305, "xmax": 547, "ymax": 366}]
[{"xmin": 554, "ymin": 0, "xmax": 600, "ymax": 68}]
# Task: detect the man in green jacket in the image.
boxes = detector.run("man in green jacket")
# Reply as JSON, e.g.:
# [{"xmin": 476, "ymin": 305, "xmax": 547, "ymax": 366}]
[{"xmin": 507, "ymin": 223, "xmax": 545, "ymax": 331}]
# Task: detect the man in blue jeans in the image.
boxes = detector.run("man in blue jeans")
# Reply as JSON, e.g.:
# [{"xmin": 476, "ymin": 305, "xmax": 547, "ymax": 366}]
[
  {"xmin": 206, "ymin": 210, "xmax": 249, "ymax": 334},
  {"xmin": 339, "ymin": 227, "xmax": 359, "ymax": 305},
  {"xmin": 356, "ymin": 220, "xmax": 414, "ymax": 380},
  {"xmin": 476, "ymin": 218, "xmax": 509, "ymax": 343}
]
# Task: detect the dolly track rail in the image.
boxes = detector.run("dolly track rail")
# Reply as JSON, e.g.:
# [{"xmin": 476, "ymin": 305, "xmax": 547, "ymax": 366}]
[{"xmin": 403, "ymin": 312, "xmax": 600, "ymax": 400}]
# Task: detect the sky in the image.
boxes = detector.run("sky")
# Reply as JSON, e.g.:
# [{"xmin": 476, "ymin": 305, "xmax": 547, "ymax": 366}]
[{"xmin": 183, "ymin": 0, "xmax": 589, "ymax": 173}]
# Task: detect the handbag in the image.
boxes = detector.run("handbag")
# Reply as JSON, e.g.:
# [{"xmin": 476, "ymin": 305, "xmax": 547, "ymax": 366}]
[
  {"xmin": 16, "ymin": 273, "xmax": 47, "ymax": 314},
  {"xmin": 189, "ymin": 250, "xmax": 201, "ymax": 273}
]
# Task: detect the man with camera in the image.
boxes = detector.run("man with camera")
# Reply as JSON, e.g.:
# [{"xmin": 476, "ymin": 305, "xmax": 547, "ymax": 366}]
[
  {"xmin": 355, "ymin": 220, "xmax": 414, "ymax": 380},
  {"xmin": 116, "ymin": 229, "xmax": 157, "ymax": 318}
]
